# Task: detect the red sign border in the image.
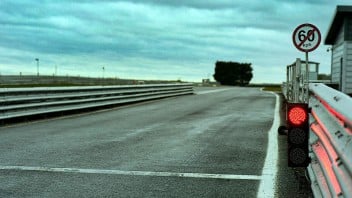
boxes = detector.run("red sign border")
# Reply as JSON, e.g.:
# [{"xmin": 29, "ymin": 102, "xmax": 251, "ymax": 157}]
[{"xmin": 292, "ymin": 23, "xmax": 321, "ymax": 52}]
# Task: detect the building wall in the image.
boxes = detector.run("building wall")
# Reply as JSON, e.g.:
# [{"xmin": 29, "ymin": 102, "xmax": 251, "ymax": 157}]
[
  {"xmin": 332, "ymin": 24, "xmax": 344, "ymax": 84},
  {"xmin": 345, "ymin": 40, "xmax": 352, "ymax": 93},
  {"xmin": 343, "ymin": 17, "xmax": 352, "ymax": 94},
  {"xmin": 344, "ymin": 16, "xmax": 352, "ymax": 41}
]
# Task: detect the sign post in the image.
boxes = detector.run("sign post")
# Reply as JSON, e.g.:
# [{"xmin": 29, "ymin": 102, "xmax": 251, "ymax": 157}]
[
  {"xmin": 292, "ymin": 23, "xmax": 321, "ymax": 102},
  {"xmin": 287, "ymin": 23, "xmax": 321, "ymax": 167}
]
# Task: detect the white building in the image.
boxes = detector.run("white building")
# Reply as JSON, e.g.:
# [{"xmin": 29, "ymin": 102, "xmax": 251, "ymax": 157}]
[{"xmin": 325, "ymin": 6, "xmax": 352, "ymax": 95}]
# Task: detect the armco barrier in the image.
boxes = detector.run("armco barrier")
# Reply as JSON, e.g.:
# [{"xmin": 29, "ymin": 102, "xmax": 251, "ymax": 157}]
[
  {"xmin": 0, "ymin": 83, "xmax": 193, "ymax": 121},
  {"xmin": 308, "ymin": 83, "xmax": 352, "ymax": 197}
]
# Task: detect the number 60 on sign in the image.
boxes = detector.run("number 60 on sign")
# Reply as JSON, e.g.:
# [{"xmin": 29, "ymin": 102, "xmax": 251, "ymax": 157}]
[{"xmin": 292, "ymin": 23, "xmax": 321, "ymax": 52}]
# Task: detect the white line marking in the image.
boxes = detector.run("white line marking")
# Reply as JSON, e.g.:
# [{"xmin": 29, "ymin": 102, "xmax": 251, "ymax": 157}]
[
  {"xmin": 0, "ymin": 165, "xmax": 262, "ymax": 180},
  {"xmin": 196, "ymin": 88, "xmax": 232, "ymax": 95},
  {"xmin": 257, "ymin": 93, "xmax": 280, "ymax": 198}
]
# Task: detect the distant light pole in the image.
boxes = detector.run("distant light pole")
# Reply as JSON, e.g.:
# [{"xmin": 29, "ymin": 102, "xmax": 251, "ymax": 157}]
[
  {"xmin": 35, "ymin": 58, "xmax": 39, "ymax": 76},
  {"xmin": 102, "ymin": 66, "xmax": 105, "ymax": 79}
]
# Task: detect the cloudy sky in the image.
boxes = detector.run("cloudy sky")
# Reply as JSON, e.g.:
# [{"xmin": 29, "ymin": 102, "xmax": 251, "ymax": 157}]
[{"xmin": 0, "ymin": 0, "xmax": 350, "ymax": 83}]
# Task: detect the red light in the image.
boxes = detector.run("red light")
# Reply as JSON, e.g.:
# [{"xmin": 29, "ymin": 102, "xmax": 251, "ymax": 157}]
[{"xmin": 288, "ymin": 106, "xmax": 307, "ymax": 126}]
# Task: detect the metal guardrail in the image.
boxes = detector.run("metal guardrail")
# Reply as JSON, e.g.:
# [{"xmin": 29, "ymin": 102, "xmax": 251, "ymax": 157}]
[
  {"xmin": 308, "ymin": 83, "xmax": 352, "ymax": 197},
  {"xmin": 0, "ymin": 83, "xmax": 193, "ymax": 121}
]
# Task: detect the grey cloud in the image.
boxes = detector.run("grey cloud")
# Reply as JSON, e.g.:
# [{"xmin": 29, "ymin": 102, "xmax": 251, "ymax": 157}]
[{"xmin": 0, "ymin": 0, "xmax": 346, "ymax": 82}]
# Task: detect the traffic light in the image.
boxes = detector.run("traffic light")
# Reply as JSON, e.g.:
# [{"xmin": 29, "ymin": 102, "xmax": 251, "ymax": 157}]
[{"xmin": 287, "ymin": 103, "xmax": 310, "ymax": 167}]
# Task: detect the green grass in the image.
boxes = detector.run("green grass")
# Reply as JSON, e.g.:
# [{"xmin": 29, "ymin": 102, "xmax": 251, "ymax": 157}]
[
  {"xmin": 262, "ymin": 85, "xmax": 282, "ymax": 92},
  {"xmin": 248, "ymin": 83, "xmax": 282, "ymax": 92}
]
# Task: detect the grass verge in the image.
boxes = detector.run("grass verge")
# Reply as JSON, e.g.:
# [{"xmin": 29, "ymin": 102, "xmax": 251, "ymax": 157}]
[{"xmin": 262, "ymin": 85, "xmax": 282, "ymax": 92}]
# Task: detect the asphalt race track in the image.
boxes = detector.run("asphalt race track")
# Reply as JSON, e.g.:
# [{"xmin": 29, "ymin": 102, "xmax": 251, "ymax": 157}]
[{"xmin": 0, "ymin": 87, "xmax": 311, "ymax": 197}]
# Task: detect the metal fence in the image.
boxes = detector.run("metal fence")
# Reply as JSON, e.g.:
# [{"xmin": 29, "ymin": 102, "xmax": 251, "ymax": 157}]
[
  {"xmin": 283, "ymin": 58, "xmax": 320, "ymax": 103},
  {"xmin": 0, "ymin": 84, "xmax": 193, "ymax": 122}
]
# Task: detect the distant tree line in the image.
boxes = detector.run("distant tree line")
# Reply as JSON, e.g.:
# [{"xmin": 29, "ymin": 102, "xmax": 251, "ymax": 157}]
[
  {"xmin": 318, "ymin": 74, "xmax": 331, "ymax": 80},
  {"xmin": 213, "ymin": 61, "xmax": 253, "ymax": 86}
]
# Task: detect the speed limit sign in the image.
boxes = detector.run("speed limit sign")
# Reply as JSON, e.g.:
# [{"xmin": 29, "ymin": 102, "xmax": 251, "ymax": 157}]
[{"xmin": 292, "ymin": 23, "xmax": 321, "ymax": 52}]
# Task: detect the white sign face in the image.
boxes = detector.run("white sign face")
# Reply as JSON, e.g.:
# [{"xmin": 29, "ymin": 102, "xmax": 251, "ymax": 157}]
[{"xmin": 292, "ymin": 24, "xmax": 321, "ymax": 52}]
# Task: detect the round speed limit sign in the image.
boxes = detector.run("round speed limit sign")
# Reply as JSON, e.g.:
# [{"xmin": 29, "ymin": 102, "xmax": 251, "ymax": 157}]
[{"xmin": 292, "ymin": 23, "xmax": 321, "ymax": 52}]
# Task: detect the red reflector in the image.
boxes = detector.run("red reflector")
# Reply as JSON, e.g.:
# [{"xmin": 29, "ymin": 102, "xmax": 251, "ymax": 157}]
[{"xmin": 288, "ymin": 106, "xmax": 307, "ymax": 125}]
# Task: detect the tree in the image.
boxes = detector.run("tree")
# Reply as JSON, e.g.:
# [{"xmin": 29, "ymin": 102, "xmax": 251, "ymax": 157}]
[{"xmin": 213, "ymin": 61, "xmax": 253, "ymax": 86}]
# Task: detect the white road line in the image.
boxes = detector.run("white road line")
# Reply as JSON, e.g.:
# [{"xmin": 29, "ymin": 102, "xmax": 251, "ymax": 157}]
[
  {"xmin": 0, "ymin": 165, "xmax": 262, "ymax": 180},
  {"xmin": 257, "ymin": 93, "xmax": 280, "ymax": 198},
  {"xmin": 196, "ymin": 88, "xmax": 233, "ymax": 95}
]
